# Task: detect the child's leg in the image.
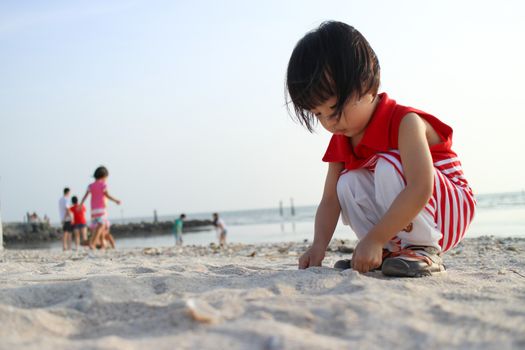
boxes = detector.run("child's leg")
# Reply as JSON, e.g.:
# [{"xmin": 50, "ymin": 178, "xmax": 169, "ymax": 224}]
[
  {"xmin": 99, "ymin": 227, "xmax": 107, "ymax": 249},
  {"xmin": 220, "ymin": 231, "xmax": 226, "ymax": 246},
  {"xmin": 105, "ymin": 231, "xmax": 116, "ymax": 249},
  {"xmin": 81, "ymin": 226, "xmax": 88, "ymax": 242},
  {"xmin": 89, "ymin": 224, "xmax": 104, "ymax": 249},
  {"xmin": 74, "ymin": 229, "xmax": 80, "ymax": 250},
  {"xmin": 84, "ymin": 226, "xmax": 94, "ymax": 246},
  {"xmin": 336, "ymin": 168, "xmax": 382, "ymax": 240},
  {"xmin": 63, "ymin": 232, "xmax": 69, "ymax": 251},
  {"xmin": 175, "ymin": 231, "xmax": 183, "ymax": 245},
  {"xmin": 373, "ymin": 156, "xmax": 441, "ymax": 250},
  {"xmin": 430, "ymin": 171, "xmax": 476, "ymax": 252}
]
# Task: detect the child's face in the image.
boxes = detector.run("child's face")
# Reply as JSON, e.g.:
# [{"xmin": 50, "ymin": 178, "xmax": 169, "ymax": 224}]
[{"xmin": 311, "ymin": 93, "xmax": 377, "ymax": 142}]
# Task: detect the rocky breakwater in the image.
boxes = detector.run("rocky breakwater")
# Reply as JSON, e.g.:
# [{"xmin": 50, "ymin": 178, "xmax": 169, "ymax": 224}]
[
  {"xmin": 2, "ymin": 220, "xmax": 214, "ymax": 246},
  {"xmin": 2, "ymin": 223, "xmax": 60, "ymax": 244}
]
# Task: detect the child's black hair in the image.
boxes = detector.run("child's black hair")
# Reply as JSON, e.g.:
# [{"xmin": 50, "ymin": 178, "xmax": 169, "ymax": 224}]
[
  {"xmin": 63, "ymin": 187, "xmax": 70, "ymax": 195},
  {"xmin": 94, "ymin": 166, "xmax": 109, "ymax": 179},
  {"xmin": 72, "ymin": 196, "xmax": 78, "ymax": 204},
  {"xmin": 286, "ymin": 21, "xmax": 380, "ymax": 132},
  {"xmin": 180, "ymin": 214, "xmax": 186, "ymax": 219}
]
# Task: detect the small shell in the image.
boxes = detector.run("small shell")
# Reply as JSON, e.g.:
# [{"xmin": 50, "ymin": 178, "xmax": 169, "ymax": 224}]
[
  {"xmin": 186, "ymin": 299, "xmax": 221, "ymax": 324},
  {"xmin": 142, "ymin": 247, "xmax": 160, "ymax": 255}
]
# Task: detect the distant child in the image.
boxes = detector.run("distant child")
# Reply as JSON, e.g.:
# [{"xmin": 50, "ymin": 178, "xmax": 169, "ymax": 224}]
[
  {"xmin": 212, "ymin": 213, "xmax": 227, "ymax": 247},
  {"xmin": 286, "ymin": 21, "xmax": 476, "ymax": 277},
  {"xmin": 173, "ymin": 214, "xmax": 186, "ymax": 246},
  {"xmin": 69, "ymin": 196, "xmax": 87, "ymax": 250},
  {"xmin": 80, "ymin": 166, "xmax": 121, "ymax": 250},
  {"xmin": 58, "ymin": 187, "xmax": 73, "ymax": 251}
]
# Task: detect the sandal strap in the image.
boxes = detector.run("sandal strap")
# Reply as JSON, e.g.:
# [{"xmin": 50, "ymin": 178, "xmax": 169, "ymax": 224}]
[{"xmin": 388, "ymin": 247, "xmax": 437, "ymax": 266}]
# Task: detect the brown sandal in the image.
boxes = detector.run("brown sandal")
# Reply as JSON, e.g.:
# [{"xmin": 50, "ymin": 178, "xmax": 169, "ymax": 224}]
[{"xmin": 381, "ymin": 246, "xmax": 446, "ymax": 277}]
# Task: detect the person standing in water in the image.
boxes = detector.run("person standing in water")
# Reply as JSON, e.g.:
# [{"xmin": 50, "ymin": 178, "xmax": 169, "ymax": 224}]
[{"xmin": 173, "ymin": 214, "xmax": 186, "ymax": 246}]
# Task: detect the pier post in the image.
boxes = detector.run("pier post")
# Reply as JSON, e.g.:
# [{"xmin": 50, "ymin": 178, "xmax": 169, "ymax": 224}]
[{"xmin": 0, "ymin": 211, "xmax": 3, "ymax": 251}]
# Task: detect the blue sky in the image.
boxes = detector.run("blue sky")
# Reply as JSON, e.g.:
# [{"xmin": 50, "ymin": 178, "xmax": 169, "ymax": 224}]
[{"xmin": 1, "ymin": 0, "xmax": 524, "ymax": 222}]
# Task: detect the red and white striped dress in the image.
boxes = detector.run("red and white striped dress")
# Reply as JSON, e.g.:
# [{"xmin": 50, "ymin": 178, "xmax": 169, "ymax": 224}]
[{"xmin": 323, "ymin": 93, "xmax": 476, "ymax": 252}]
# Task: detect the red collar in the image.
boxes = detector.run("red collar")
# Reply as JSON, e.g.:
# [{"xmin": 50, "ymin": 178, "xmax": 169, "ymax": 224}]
[{"xmin": 354, "ymin": 92, "xmax": 396, "ymax": 157}]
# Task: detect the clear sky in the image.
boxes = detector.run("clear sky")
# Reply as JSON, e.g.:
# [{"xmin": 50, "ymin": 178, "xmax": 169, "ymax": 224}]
[{"xmin": 1, "ymin": 0, "xmax": 524, "ymax": 222}]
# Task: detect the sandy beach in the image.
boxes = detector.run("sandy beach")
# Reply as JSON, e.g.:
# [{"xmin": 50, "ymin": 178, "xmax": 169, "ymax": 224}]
[{"xmin": 1, "ymin": 236, "xmax": 524, "ymax": 349}]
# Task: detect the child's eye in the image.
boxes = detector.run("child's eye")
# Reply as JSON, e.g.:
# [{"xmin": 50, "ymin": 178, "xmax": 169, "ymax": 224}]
[
  {"xmin": 327, "ymin": 112, "xmax": 339, "ymax": 120},
  {"xmin": 313, "ymin": 110, "xmax": 339, "ymax": 121}
]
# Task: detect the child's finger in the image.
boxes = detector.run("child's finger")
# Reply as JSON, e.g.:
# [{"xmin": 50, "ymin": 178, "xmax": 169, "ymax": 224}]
[
  {"xmin": 353, "ymin": 257, "xmax": 366, "ymax": 273},
  {"xmin": 298, "ymin": 255, "xmax": 309, "ymax": 269}
]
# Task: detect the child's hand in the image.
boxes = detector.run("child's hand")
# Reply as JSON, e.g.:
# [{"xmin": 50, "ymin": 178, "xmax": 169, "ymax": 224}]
[
  {"xmin": 298, "ymin": 244, "xmax": 325, "ymax": 269},
  {"xmin": 115, "ymin": 199, "xmax": 122, "ymax": 205},
  {"xmin": 351, "ymin": 236, "xmax": 383, "ymax": 273}
]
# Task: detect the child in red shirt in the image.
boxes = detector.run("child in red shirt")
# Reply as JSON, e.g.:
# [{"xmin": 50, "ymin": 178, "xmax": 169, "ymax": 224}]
[
  {"xmin": 69, "ymin": 196, "xmax": 88, "ymax": 250},
  {"xmin": 286, "ymin": 21, "xmax": 475, "ymax": 277}
]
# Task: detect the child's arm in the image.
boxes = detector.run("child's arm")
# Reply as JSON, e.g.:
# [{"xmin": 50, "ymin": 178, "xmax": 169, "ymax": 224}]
[
  {"xmin": 351, "ymin": 113, "xmax": 435, "ymax": 273},
  {"xmin": 299, "ymin": 161, "xmax": 344, "ymax": 269},
  {"xmin": 80, "ymin": 190, "xmax": 89, "ymax": 207},
  {"xmin": 104, "ymin": 191, "xmax": 121, "ymax": 205},
  {"xmin": 65, "ymin": 207, "xmax": 73, "ymax": 222}
]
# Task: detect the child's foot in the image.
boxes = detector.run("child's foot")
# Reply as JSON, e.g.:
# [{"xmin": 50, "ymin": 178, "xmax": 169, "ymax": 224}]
[
  {"xmin": 333, "ymin": 259, "xmax": 353, "ymax": 270},
  {"xmin": 381, "ymin": 246, "xmax": 445, "ymax": 277}
]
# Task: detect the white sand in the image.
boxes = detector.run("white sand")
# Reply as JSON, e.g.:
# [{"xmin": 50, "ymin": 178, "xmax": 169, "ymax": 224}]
[{"xmin": 0, "ymin": 236, "xmax": 524, "ymax": 349}]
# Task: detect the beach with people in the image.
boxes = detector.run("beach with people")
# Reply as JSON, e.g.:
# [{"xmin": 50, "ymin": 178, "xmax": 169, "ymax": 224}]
[
  {"xmin": 2, "ymin": 1, "xmax": 525, "ymax": 349},
  {"xmin": 0, "ymin": 236, "xmax": 524, "ymax": 349}
]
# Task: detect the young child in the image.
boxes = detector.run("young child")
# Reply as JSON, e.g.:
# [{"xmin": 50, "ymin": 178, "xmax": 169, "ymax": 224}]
[
  {"xmin": 173, "ymin": 214, "xmax": 186, "ymax": 246},
  {"xmin": 212, "ymin": 213, "xmax": 227, "ymax": 247},
  {"xmin": 80, "ymin": 166, "xmax": 121, "ymax": 250},
  {"xmin": 69, "ymin": 196, "xmax": 88, "ymax": 250},
  {"xmin": 286, "ymin": 21, "xmax": 476, "ymax": 277}
]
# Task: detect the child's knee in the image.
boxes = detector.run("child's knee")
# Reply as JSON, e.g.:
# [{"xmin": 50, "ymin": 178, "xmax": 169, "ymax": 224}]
[{"xmin": 336, "ymin": 169, "xmax": 371, "ymax": 199}]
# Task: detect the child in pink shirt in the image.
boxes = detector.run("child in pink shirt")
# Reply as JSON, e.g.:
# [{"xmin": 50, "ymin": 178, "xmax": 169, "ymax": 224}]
[{"xmin": 81, "ymin": 166, "xmax": 121, "ymax": 250}]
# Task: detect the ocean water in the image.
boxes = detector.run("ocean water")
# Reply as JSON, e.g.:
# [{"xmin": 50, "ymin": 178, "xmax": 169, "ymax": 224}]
[
  {"xmin": 10, "ymin": 192, "xmax": 525, "ymax": 250},
  {"xmin": 113, "ymin": 205, "xmax": 525, "ymax": 249}
]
